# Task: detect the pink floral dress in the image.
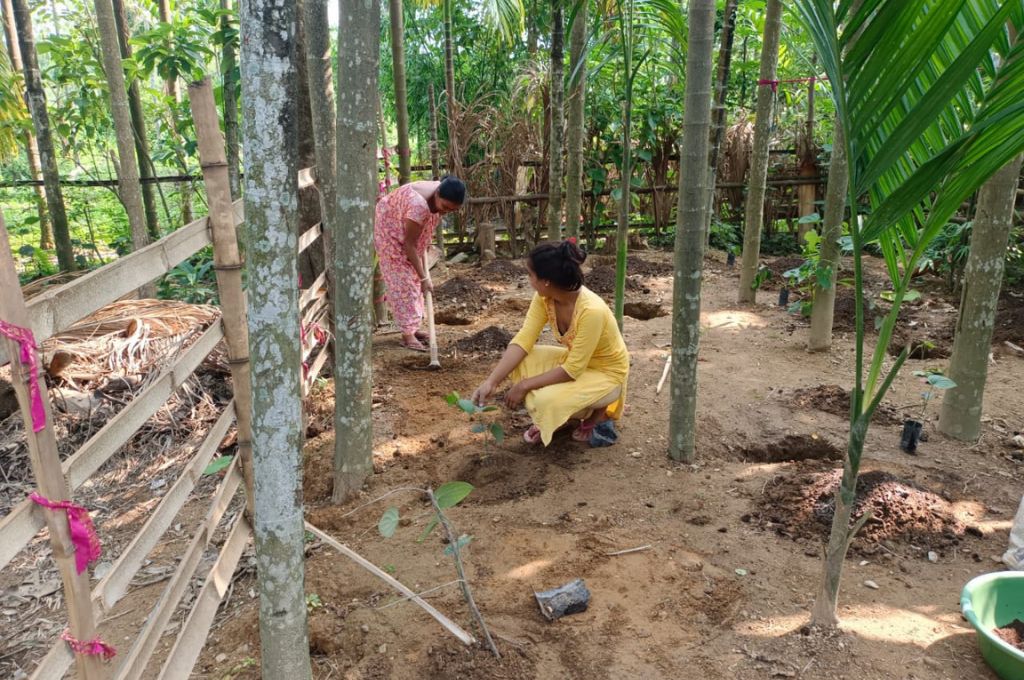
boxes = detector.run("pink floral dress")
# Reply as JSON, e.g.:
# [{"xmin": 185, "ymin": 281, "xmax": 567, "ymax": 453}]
[{"xmin": 374, "ymin": 184, "xmax": 442, "ymax": 334}]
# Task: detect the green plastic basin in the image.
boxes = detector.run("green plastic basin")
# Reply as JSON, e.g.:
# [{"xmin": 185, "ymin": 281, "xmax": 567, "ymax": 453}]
[{"xmin": 961, "ymin": 571, "xmax": 1024, "ymax": 680}]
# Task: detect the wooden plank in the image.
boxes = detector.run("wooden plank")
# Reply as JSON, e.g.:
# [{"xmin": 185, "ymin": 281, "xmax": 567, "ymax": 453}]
[
  {"xmin": 28, "ymin": 634, "xmax": 74, "ymax": 680},
  {"xmin": 113, "ymin": 463, "xmax": 242, "ymax": 680},
  {"xmin": 302, "ymin": 343, "xmax": 331, "ymax": 397},
  {"xmin": 0, "ymin": 217, "xmax": 211, "ymax": 366},
  {"xmin": 297, "ymin": 221, "xmax": 322, "ymax": 254},
  {"xmin": 0, "ymin": 212, "xmax": 104, "ymax": 679},
  {"xmin": 0, "ymin": 498, "xmax": 45, "ymax": 571},
  {"xmin": 156, "ymin": 511, "xmax": 251, "ymax": 680},
  {"xmin": 190, "ymin": 79, "xmax": 256, "ymax": 519},
  {"xmin": 62, "ymin": 322, "xmax": 224, "ymax": 490},
  {"xmin": 92, "ymin": 401, "xmax": 236, "ymax": 612},
  {"xmin": 298, "ymin": 270, "xmax": 327, "ymax": 310},
  {"xmin": 297, "ymin": 166, "xmax": 316, "ymax": 190}
]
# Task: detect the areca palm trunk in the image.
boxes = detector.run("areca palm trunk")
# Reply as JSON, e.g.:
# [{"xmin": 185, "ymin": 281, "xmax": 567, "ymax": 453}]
[
  {"xmin": 239, "ymin": 0, "xmax": 312, "ymax": 673},
  {"xmin": 2, "ymin": 0, "xmax": 50, "ymax": 250},
  {"xmin": 388, "ymin": 0, "xmax": 411, "ymax": 184},
  {"xmin": 938, "ymin": 153, "xmax": 1024, "ymax": 441},
  {"xmin": 564, "ymin": 0, "xmax": 587, "ymax": 240},
  {"xmin": 221, "ymin": 0, "xmax": 240, "ymax": 199},
  {"xmin": 807, "ymin": 123, "xmax": 849, "ymax": 352},
  {"xmin": 111, "ymin": 0, "xmax": 159, "ymax": 239},
  {"xmin": 334, "ymin": 0, "xmax": 380, "ymax": 503},
  {"xmin": 94, "ymin": 0, "xmax": 151, "ymax": 267},
  {"xmin": 546, "ymin": 0, "xmax": 565, "ymax": 240},
  {"xmin": 442, "ymin": 0, "xmax": 460, "ymax": 178},
  {"xmin": 703, "ymin": 0, "xmax": 738, "ymax": 243},
  {"xmin": 669, "ymin": 0, "xmax": 715, "ymax": 463},
  {"xmin": 11, "ymin": 0, "xmax": 74, "ymax": 271},
  {"xmin": 737, "ymin": 0, "xmax": 782, "ymax": 302}
]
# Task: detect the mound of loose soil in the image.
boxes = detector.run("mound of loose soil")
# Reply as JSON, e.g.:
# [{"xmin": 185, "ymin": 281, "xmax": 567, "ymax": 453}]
[
  {"xmin": 478, "ymin": 258, "xmax": 526, "ymax": 281},
  {"xmin": 994, "ymin": 294, "xmax": 1024, "ymax": 346},
  {"xmin": 434, "ymin": 276, "xmax": 489, "ymax": 324},
  {"xmin": 452, "ymin": 451, "xmax": 549, "ymax": 504},
  {"xmin": 750, "ymin": 467, "xmax": 976, "ymax": 555},
  {"xmin": 790, "ymin": 384, "xmax": 903, "ymax": 425},
  {"xmin": 759, "ymin": 256, "xmax": 808, "ymax": 290},
  {"xmin": 624, "ymin": 255, "xmax": 674, "ymax": 278},
  {"xmin": 455, "ymin": 326, "xmax": 513, "ymax": 354},
  {"xmin": 889, "ymin": 321, "xmax": 955, "ymax": 359},
  {"xmin": 623, "ymin": 301, "xmax": 667, "ymax": 321},
  {"xmin": 586, "ymin": 265, "xmax": 641, "ymax": 296},
  {"xmin": 994, "ymin": 619, "xmax": 1024, "ymax": 653},
  {"xmin": 831, "ymin": 288, "xmax": 875, "ymax": 333}
]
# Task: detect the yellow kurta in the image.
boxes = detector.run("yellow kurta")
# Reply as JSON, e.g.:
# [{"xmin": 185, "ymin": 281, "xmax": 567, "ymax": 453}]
[{"xmin": 509, "ymin": 287, "xmax": 630, "ymax": 446}]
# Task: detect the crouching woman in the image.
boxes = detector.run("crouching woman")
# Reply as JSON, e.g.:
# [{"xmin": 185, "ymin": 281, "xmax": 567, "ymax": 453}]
[{"xmin": 470, "ymin": 240, "xmax": 629, "ymax": 446}]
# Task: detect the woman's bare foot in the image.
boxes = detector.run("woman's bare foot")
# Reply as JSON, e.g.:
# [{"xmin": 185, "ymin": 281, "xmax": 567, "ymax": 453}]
[{"xmin": 401, "ymin": 334, "xmax": 427, "ymax": 352}]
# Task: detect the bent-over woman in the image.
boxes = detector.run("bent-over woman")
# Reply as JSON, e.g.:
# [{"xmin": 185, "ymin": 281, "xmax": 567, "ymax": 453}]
[
  {"xmin": 471, "ymin": 241, "xmax": 629, "ymax": 446},
  {"xmin": 374, "ymin": 177, "xmax": 465, "ymax": 350}
]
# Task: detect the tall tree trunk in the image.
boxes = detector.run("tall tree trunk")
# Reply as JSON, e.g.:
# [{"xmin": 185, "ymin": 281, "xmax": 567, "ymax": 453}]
[
  {"xmin": 333, "ymin": 0, "xmax": 379, "ymax": 503},
  {"xmin": 807, "ymin": 123, "xmax": 849, "ymax": 352},
  {"xmin": 703, "ymin": 0, "xmax": 738, "ymax": 243},
  {"xmin": 221, "ymin": 0, "xmax": 240, "ymax": 199},
  {"xmin": 157, "ymin": 0, "xmax": 193, "ymax": 225},
  {"xmin": 669, "ymin": 0, "xmax": 715, "ymax": 463},
  {"xmin": 564, "ymin": 0, "xmax": 586, "ymax": 240},
  {"xmin": 613, "ymin": 2, "xmax": 634, "ymax": 329},
  {"xmin": 303, "ymin": 0, "xmax": 337, "ymax": 349},
  {"xmin": 546, "ymin": 0, "xmax": 564, "ymax": 240},
  {"xmin": 442, "ymin": 0, "xmax": 460, "ymax": 178},
  {"xmin": 2, "ymin": 0, "xmax": 50, "ymax": 249},
  {"xmin": 938, "ymin": 154, "xmax": 1024, "ymax": 441},
  {"xmin": 11, "ymin": 0, "xmax": 74, "ymax": 271},
  {"xmin": 111, "ymin": 0, "xmax": 159, "ymax": 239},
  {"xmin": 796, "ymin": 61, "xmax": 817, "ymax": 246},
  {"xmin": 157, "ymin": 0, "xmax": 176, "ymax": 99},
  {"xmin": 428, "ymin": 82, "xmax": 441, "ymax": 180},
  {"xmin": 526, "ymin": 0, "xmax": 538, "ymax": 55},
  {"xmin": 737, "ymin": 0, "xmax": 782, "ymax": 303},
  {"xmin": 94, "ymin": 0, "xmax": 150, "ymax": 267},
  {"xmin": 239, "ymin": 0, "xmax": 312, "ymax": 673},
  {"xmin": 388, "ymin": 0, "xmax": 411, "ymax": 184}
]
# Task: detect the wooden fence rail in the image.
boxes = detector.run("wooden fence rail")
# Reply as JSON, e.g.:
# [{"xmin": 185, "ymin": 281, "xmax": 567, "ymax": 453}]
[{"xmin": 0, "ymin": 77, "xmax": 327, "ymax": 680}]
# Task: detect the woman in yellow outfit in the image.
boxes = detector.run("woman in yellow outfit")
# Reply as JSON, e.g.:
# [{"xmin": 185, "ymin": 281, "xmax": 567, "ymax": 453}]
[{"xmin": 470, "ymin": 240, "xmax": 629, "ymax": 446}]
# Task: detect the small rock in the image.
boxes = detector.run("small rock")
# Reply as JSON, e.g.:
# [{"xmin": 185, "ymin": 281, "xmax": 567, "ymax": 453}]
[
  {"xmin": 666, "ymin": 470, "xmax": 673, "ymax": 477},
  {"xmin": 927, "ymin": 551, "xmax": 938, "ymax": 563},
  {"xmin": 215, "ymin": 653, "xmax": 228, "ymax": 663},
  {"xmin": 378, "ymin": 644, "xmax": 388, "ymax": 654},
  {"xmin": 922, "ymin": 657, "xmax": 942, "ymax": 669},
  {"xmin": 629, "ymin": 451, "xmax": 642, "ymax": 459},
  {"xmin": 360, "ymin": 624, "xmax": 370, "ymax": 634},
  {"xmin": 863, "ymin": 580, "xmax": 879, "ymax": 590},
  {"xmin": 858, "ymin": 560, "xmax": 869, "ymax": 567},
  {"xmin": 149, "ymin": 478, "xmax": 167, "ymax": 491},
  {"xmin": 492, "ymin": 516, "xmax": 501, "ymax": 523}
]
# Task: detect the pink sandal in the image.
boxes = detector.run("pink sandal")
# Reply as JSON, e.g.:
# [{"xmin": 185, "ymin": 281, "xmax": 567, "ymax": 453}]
[
  {"xmin": 523, "ymin": 425, "xmax": 542, "ymax": 445},
  {"xmin": 572, "ymin": 420, "xmax": 597, "ymax": 442}
]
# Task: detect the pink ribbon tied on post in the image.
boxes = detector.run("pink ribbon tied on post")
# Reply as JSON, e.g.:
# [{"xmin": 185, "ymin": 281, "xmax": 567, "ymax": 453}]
[
  {"xmin": 61, "ymin": 630, "xmax": 116, "ymax": 661},
  {"xmin": 0, "ymin": 319, "xmax": 47, "ymax": 432},
  {"xmin": 30, "ymin": 493, "xmax": 102, "ymax": 574}
]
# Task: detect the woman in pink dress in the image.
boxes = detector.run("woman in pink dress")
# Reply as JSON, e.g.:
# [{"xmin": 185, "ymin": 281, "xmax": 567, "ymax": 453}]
[{"xmin": 374, "ymin": 177, "xmax": 465, "ymax": 350}]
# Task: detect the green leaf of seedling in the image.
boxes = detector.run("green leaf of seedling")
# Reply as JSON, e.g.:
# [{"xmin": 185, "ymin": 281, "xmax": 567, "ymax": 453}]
[
  {"xmin": 481, "ymin": 405, "xmax": 499, "ymax": 412},
  {"xmin": 445, "ymin": 391, "xmax": 460, "ymax": 406},
  {"xmin": 489, "ymin": 423, "xmax": 505, "ymax": 444},
  {"xmin": 443, "ymin": 534, "xmax": 473, "ymax": 556},
  {"xmin": 203, "ymin": 455, "xmax": 233, "ymax": 475},
  {"xmin": 435, "ymin": 481, "xmax": 474, "ymax": 509},
  {"xmin": 798, "ymin": 212, "xmax": 821, "ymax": 224},
  {"xmin": 457, "ymin": 399, "xmax": 479, "ymax": 414},
  {"xmin": 378, "ymin": 507, "xmax": 399, "ymax": 538},
  {"xmin": 470, "ymin": 423, "xmax": 487, "ymax": 433},
  {"xmin": 418, "ymin": 517, "xmax": 439, "ymax": 543},
  {"xmin": 926, "ymin": 375, "xmax": 956, "ymax": 390},
  {"xmin": 903, "ymin": 290, "xmax": 922, "ymax": 302}
]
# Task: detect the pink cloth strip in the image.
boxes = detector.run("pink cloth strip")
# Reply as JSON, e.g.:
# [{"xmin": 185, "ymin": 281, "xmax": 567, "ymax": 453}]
[
  {"xmin": 61, "ymin": 630, "xmax": 116, "ymax": 661},
  {"xmin": 30, "ymin": 493, "xmax": 102, "ymax": 574},
  {"xmin": 0, "ymin": 319, "xmax": 46, "ymax": 432}
]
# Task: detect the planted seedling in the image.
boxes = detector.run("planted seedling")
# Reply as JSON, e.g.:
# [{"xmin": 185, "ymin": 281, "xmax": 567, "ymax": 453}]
[
  {"xmin": 305, "ymin": 593, "xmax": 323, "ymax": 612},
  {"xmin": 900, "ymin": 370, "xmax": 956, "ymax": 454},
  {"xmin": 445, "ymin": 391, "xmax": 505, "ymax": 451}
]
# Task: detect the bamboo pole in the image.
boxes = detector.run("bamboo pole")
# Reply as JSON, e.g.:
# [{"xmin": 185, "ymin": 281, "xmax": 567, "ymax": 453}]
[
  {"xmin": 188, "ymin": 78, "xmax": 256, "ymax": 518},
  {"xmin": 0, "ymin": 211, "xmax": 105, "ymax": 678}
]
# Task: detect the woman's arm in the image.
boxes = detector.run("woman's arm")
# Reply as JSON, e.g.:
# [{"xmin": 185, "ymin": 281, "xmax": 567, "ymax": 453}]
[
  {"xmin": 471, "ymin": 344, "xmax": 526, "ymax": 406},
  {"xmin": 403, "ymin": 218, "xmax": 428, "ymax": 286},
  {"xmin": 505, "ymin": 365, "xmax": 572, "ymax": 409}
]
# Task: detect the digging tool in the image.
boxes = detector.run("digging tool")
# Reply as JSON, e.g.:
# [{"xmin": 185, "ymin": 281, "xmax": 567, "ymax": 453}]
[{"xmin": 423, "ymin": 253, "xmax": 441, "ymax": 370}]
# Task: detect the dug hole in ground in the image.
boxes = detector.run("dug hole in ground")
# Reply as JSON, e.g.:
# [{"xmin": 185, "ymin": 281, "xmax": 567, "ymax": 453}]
[{"xmin": 199, "ymin": 250, "xmax": 1024, "ymax": 679}]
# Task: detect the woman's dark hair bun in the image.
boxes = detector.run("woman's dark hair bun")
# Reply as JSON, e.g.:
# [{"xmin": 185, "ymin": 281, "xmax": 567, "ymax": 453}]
[{"xmin": 528, "ymin": 239, "xmax": 586, "ymax": 291}]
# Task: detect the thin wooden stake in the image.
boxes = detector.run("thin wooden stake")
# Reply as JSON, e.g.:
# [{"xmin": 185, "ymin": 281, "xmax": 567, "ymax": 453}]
[
  {"xmin": 656, "ymin": 355, "xmax": 671, "ymax": 394},
  {"xmin": 0, "ymin": 212, "xmax": 105, "ymax": 679},
  {"xmin": 188, "ymin": 78, "xmax": 256, "ymax": 518}
]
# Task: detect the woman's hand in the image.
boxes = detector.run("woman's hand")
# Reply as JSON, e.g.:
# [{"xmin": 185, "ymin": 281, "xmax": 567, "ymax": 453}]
[
  {"xmin": 504, "ymin": 381, "xmax": 530, "ymax": 409},
  {"xmin": 471, "ymin": 380, "xmax": 495, "ymax": 407},
  {"xmin": 420, "ymin": 277, "xmax": 434, "ymax": 294}
]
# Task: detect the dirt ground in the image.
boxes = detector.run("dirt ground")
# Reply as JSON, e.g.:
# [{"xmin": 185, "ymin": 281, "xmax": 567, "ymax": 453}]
[{"xmin": 189, "ymin": 252, "xmax": 1024, "ymax": 678}]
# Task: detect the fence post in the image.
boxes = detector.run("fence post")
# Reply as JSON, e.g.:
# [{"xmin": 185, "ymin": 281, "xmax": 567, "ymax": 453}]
[
  {"xmin": 0, "ymin": 212, "xmax": 106, "ymax": 679},
  {"xmin": 187, "ymin": 78, "xmax": 256, "ymax": 517}
]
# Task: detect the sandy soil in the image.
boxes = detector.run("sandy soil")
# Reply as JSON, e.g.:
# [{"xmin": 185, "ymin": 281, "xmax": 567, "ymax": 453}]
[{"xmin": 192, "ymin": 251, "xmax": 1023, "ymax": 679}]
